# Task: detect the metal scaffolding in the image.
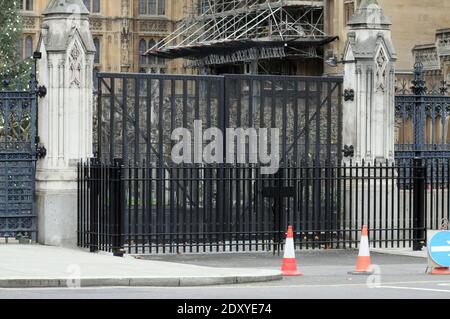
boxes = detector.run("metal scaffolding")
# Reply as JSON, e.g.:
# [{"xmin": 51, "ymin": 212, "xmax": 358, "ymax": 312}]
[{"xmin": 146, "ymin": 0, "xmax": 336, "ymax": 69}]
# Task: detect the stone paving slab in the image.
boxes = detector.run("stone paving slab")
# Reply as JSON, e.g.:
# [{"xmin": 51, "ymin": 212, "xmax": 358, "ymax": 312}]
[{"xmin": 0, "ymin": 245, "xmax": 281, "ymax": 288}]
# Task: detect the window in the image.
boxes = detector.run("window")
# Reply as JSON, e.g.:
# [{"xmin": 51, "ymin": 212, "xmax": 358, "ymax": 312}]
[
  {"xmin": 139, "ymin": 39, "xmax": 147, "ymax": 65},
  {"xmin": 149, "ymin": 0, "xmax": 156, "ymax": 15},
  {"xmin": 140, "ymin": 0, "xmax": 165, "ymax": 15},
  {"xmin": 158, "ymin": 41, "xmax": 165, "ymax": 65},
  {"xmin": 19, "ymin": 0, "xmax": 33, "ymax": 11},
  {"xmin": 93, "ymin": 0, "xmax": 100, "ymax": 13},
  {"xmin": 344, "ymin": 1, "xmax": 355, "ymax": 25},
  {"xmin": 25, "ymin": 36, "xmax": 33, "ymax": 58},
  {"xmin": 83, "ymin": 0, "xmax": 100, "ymax": 13},
  {"xmin": 157, "ymin": 0, "xmax": 165, "ymax": 15},
  {"xmin": 139, "ymin": 0, "xmax": 147, "ymax": 14},
  {"xmin": 148, "ymin": 39, "xmax": 156, "ymax": 65},
  {"xmin": 16, "ymin": 37, "xmax": 23, "ymax": 59},
  {"xmin": 93, "ymin": 38, "xmax": 100, "ymax": 64}
]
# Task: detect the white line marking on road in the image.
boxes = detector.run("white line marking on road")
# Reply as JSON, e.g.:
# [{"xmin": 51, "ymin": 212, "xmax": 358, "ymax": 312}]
[{"xmin": 378, "ymin": 286, "xmax": 450, "ymax": 293}]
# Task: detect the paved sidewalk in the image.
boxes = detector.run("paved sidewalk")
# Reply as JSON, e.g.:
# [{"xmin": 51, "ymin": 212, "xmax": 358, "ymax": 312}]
[
  {"xmin": 371, "ymin": 248, "xmax": 427, "ymax": 259},
  {"xmin": 0, "ymin": 245, "xmax": 281, "ymax": 288}
]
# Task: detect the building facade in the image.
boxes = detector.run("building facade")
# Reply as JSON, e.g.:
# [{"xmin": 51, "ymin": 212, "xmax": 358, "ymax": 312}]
[
  {"xmin": 19, "ymin": 0, "xmax": 185, "ymax": 76},
  {"xmin": 325, "ymin": 0, "xmax": 450, "ymax": 77},
  {"xmin": 21, "ymin": 0, "xmax": 450, "ymax": 78}
]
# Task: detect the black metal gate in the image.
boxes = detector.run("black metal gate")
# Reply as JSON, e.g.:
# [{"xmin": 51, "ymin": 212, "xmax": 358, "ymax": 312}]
[
  {"xmin": 0, "ymin": 72, "xmax": 37, "ymax": 240},
  {"xmin": 79, "ymin": 72, "xmax": 344, "ymax": 253},
  {"xmin": 78, "ymin": 71, "xmax": 450, "ymax": 254}
]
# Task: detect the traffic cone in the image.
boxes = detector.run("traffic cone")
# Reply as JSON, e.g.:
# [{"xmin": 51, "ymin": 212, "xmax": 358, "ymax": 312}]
[
  {"xmin": 348, "ymin": 225, "xmax": 374, "ymax": 275},
  {"xmin": 281, "ymin": 226, "xmax": 303, "ymax": 276}
]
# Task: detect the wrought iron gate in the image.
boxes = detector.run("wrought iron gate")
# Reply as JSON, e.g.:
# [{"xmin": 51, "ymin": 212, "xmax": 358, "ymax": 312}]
[
  {"xmin": 395, "ymin": 61, "xmax": 450, "ymax": 159},
  {"xmin": 78, "ymin": 70, "xmax": 450, "ymax": 254},
  {"xmin": 79, "ymin": 72, "xmax": 344, "ymax": 253},
  {"xmin": 0, "ymin": 73, "xmax": 37, "ymax": 240}
]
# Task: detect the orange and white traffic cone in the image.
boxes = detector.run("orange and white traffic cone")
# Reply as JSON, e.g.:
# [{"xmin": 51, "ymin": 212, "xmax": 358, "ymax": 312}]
[
  {"xmin": 348, "ymin": 225, "xmax": 374, "ymax": 275},
  {"xmin": 281, "ymin": 226, "xmax": 303, "ymax": 276}
]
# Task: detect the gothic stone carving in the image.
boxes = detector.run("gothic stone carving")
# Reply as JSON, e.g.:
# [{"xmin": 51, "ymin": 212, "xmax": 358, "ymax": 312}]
[
  {"xmin": 22, "ymin": 16, "xmax": 36, "ymax": 30},
  {"xmin": 139, "ymin": 20, "xmax": 169, "ymax": 33},
  {"xmin": 375, "ymin": 47, "xmax": 388, "ymax": 92},
  {"xmin": 89, "ymin": 18, "xmax": 103, "ymax": 31},
  {"xmin": 69, "ymin": 43, "xmax": 82, "ymax": 88}
]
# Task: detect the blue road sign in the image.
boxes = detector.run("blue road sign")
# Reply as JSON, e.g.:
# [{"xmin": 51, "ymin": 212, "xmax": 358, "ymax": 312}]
[{"xmin": 429, "ymin": 231, "xmax": 450, "ymax": 267}]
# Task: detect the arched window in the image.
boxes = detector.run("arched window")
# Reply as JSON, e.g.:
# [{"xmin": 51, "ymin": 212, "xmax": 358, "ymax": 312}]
[
  {"xmin": 158, "ymin": 0, "xmax": 165, "ymax": 15},
  {"xmin": 93, "ymin": 38, "xmax": 100, "ymax": 64},
  {"xmin": 149, "ymin": 0, "xmax": 156, "ymax": 15},
  {"xmin": 139, "ymin": 0, "xmax": 147, "ymax": 14},
  {"xmin": 139, "ymin": 39, "xmax": 147, "ymax": 65},
  {"xmin": 25, "ymin": 36, "xmax": 33, "ymax": 58},
  {"xmin": 148, "ymin": 39, "xmax": 156, "ymax": 65},
  {"xmin": 158, "ymin": 41, "xmax": 165, "ymax": 65}
]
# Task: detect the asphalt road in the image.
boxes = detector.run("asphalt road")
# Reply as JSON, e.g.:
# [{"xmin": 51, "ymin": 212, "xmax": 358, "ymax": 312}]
[{"xmin": 1, "ymin": 251, "xmax": 450, "ymax": 299}]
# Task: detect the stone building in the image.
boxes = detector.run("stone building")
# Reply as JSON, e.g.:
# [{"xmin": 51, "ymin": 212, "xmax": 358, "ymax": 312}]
[
  {"xmin": 411, "ymin": 28, "xmax": 450, "ymax": 85},
  {"xmin": 325, "ymin": 0, "xmax": 450, "ymax": 76},
  {"xmin": 20, "ymin": 0, "xmax": 450, "ymax": 77},
  {"xmin": 19, "ymin": 0, "xmax": 184, "ymax": 77}
]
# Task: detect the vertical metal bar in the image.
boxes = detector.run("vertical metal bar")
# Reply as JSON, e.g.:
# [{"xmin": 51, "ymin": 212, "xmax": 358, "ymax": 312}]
[
  {"xmin": 413, "ymin": 157, "xmax": 426, "ymax": 251},
  {"xmin": 113, "ymin": 158, "xmax": 124, "ymax": 257},
  {"xmin": 122, "ymin": 78, "xmax": 128, "ymax": 162},
  {"xmin": 235, "ymin": 78, "xmax": 241, "ymax": 250},
  {"xmin": 391, "ymin": 161, "xmax": 395, "ymax": 248},
  {"xmin": 170, "ymin": 79, "xmax": 176, "ymax": 253},
  {"xmin": 97, "ymin": 76, "xmax": 103, "ymax": 158},
  {"xmin": 182, "ymin": 79, "xmax": 188, "ymax": 253},
  {"xmin": 157, "ymin": 78, "xmax": 164, "ymax": 254},
  {"xmin": 348, "ymin": 160, "xmax": 352, "ymax": 248},
  {"xmin": 385, "ymin": 160, "xmax": 389, "ymax": 248},
  {"xmin": 325, "ymin": 81, "xmax": 332, "ymax": 244},
  {"xmin": 89, "ymin": 158, "xmax": 98, "ymax": 252},
  {"xmin": 110, "ymin": 77, "xmax": 115, "ymax": 162},
  {"xmin": 146, "ymin": 78, "xmax": 153, "ymax": 253},
  {"xmin": 77, "ymin": 162, "xmax": 81, "ymax": 247},
  {"xmin": 134, "ymin": 79, "xmax": 140, "ymax": 254},
  {"xmin": 249, "ymin": 77, "xmax": 254, "ymax": 251}
]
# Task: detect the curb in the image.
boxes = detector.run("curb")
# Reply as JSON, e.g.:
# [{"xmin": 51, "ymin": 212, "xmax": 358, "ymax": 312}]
[
  {"xmin": 371, "ymin": 248, "xmax": 427, "ymax": 259},
  {"xmin": 0, "ymin": 273, "xmax": 282, "ymax": 288}
]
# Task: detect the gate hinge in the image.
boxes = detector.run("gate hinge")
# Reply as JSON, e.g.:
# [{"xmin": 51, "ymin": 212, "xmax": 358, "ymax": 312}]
[
  {"xmin": 36, "ymin": 144, "xmax": 47, "ymax": 159},
  {"xmin": 342, "ymin": 145, "xmax": 355, "ymax": 158},
  {"xmin": 37, "ymin": 85, "xmax": 47, "ymax": 98},
  {"xmin": 344, "ymin": 89, "xmax": 355, "ymax": 102}
]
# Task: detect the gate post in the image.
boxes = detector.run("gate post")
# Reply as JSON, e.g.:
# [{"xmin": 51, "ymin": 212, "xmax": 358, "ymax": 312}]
[
  {"xmin": 342, "ymin": 0, "xmax": 397, "ymax": 165},
  {"xmin": 341, "ymin": 1, "xmax": 399, "ymax": 244},
  {"xmin": 35, "ymin": 1, "xmax": 95, "ymax": 247},
  {"xmin": 413, "ymin": 158, "xmax": 426, "ymax": 251}
]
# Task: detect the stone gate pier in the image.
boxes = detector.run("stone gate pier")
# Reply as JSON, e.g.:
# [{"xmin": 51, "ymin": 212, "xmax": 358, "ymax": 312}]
[
  {"xmin": 342, "ymin": 0, "xmax": 400, "ymax": 242},
  {"xmin": 36, "ymin": 0, "xmax": 95, "ymax": 247}
]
